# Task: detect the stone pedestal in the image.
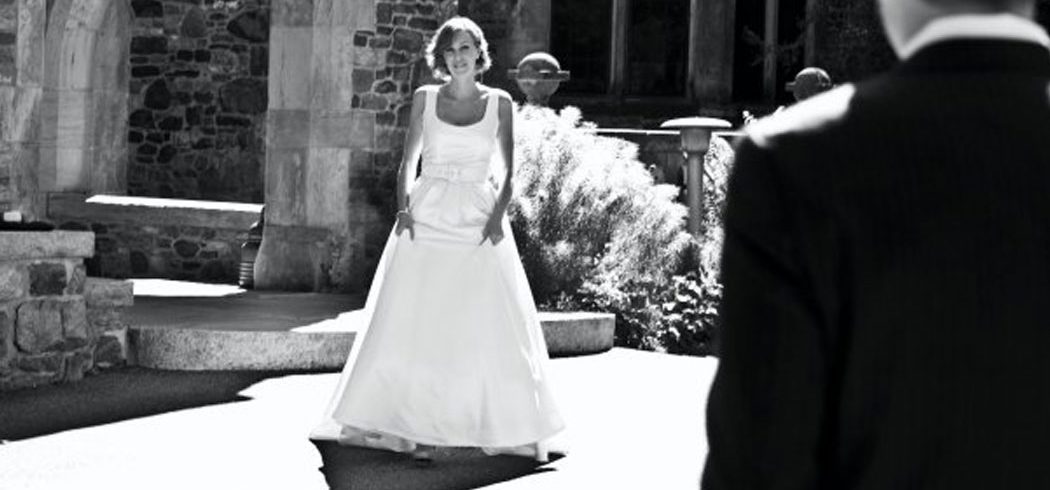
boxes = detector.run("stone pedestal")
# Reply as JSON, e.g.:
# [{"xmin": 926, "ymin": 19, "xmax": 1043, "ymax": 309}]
[{"xmin": 0, "ymin": 231, "xmax": 97, "ymax": 390}]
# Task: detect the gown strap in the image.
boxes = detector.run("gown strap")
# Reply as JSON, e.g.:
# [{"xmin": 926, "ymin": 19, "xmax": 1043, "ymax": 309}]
[{"xmin": 423, "ymin": 85, "xmax": 437, "ymax": 127}]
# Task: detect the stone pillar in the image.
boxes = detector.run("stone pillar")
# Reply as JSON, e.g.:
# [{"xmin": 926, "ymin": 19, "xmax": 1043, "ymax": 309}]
[
  {"xmin": 252, "ymin": 3, "xmax": 312, "ymax": 291},
  {"xmin": 257, "ymin": 0, "xmax": 452, "ymax": 292},
  {"xmin": 0, "ymin": 0, "xmax": 46, "ymax": 220},
  {"xmin": 0, "ymin": 231, "xmax": 96, "ymax": 391},
  {"xmin": 39, "ymin": 0, "xmax": 129, "ymax": 202},
  {"xmin": 690, "ymin": 0, "xmax": 735, "ymax": 104}
]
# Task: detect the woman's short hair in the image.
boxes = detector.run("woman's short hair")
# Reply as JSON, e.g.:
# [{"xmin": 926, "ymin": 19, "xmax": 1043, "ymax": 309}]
[{"xmin": 425, "ymin": 17, "xmax": 492, "ymax": 79}]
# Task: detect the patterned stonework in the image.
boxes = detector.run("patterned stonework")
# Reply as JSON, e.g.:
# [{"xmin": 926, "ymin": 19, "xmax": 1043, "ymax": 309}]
[
  {"xmin": 128, "ymin": 0, "xmax": 270, "ymax": 203},
  {"xmin": 0, "ymin": 232, "xmax": 131, "ymax": 391}
]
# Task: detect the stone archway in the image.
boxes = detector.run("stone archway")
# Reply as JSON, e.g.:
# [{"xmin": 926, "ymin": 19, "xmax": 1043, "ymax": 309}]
[{"xmin": 39, "ymin": 0, "xmax": 131, "ymax": 198}]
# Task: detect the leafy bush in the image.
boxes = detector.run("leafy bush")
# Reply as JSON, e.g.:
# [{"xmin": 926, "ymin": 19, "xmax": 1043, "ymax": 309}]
[
  {"xmin": 511, "ymin": 105, "xmax": 692, "ymax": 303},
  {"xmin": 511, "ymin": 104, "xmax": 734, "ymax": 356}
]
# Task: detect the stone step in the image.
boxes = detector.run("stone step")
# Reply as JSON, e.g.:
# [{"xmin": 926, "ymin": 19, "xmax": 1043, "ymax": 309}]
[{"xmin": 125, "ymin": 280, "xmax": 615, "ymax": 371}]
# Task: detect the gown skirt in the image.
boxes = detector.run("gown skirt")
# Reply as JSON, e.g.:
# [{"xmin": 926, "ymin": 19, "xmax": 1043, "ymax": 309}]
[{"xmin": 312, "ymin": 169, "xmax": 565, "ymax": 456}]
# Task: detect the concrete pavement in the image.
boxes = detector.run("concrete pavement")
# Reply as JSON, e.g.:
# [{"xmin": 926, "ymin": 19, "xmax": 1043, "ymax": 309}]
[
  {"xmin": 1, "ymin": 349, "xmax": 716, "ymax": 490},
  {"xmin": 0, "ymin": 279, "xmax": 718, "ymax": 489}
]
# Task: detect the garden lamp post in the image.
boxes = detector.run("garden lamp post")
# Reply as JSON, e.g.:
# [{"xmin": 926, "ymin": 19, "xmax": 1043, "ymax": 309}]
[
  {"xmin": 507, "ymin": 52, "xmax": 571, "ymax": 106},
  {"xmin": 660, "ymin": 117, "xmax": 732, "ymax": 236}
]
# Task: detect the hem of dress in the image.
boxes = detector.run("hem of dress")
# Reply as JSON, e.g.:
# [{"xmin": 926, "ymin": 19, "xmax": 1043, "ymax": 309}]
[{"xmin": 336, "ymin": 419, "xmax": 566, "ymax": 450}]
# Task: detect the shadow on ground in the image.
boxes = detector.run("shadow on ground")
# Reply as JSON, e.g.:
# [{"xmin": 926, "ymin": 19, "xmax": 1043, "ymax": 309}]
[
  {"xmin": 0, "ymin": 367, "xmax": 319, "ymax": 441},
  {"xmin": 313, "ymin": 441, "xmax": 563, "ymax": 490}
]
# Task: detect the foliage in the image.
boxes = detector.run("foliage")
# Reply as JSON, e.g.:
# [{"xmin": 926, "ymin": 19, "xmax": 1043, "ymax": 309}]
[
  {"xmin": 511, "ymin": 104, "xmax": 735, "ymax": 356},
  {"xmin": 511, "ymin": 104, "xmax": 692, "ymax": 304}
]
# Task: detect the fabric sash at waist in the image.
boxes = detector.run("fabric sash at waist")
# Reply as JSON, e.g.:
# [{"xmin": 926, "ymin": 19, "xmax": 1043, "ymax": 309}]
[{"xmin": 420, "ymin": 164, "xmax": 490, "ymax": 183}]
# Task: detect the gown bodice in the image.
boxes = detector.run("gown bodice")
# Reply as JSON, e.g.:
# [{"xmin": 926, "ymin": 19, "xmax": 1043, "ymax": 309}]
[{"xmin": 420, "ymin": 85, "xmax": 499, "ymax": 183}]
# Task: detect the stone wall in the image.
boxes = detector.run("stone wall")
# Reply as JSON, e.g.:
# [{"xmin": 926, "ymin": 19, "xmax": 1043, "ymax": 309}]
[
  {"xmin": 49, "ymin": 194, "xmax": 261, "ymax": 284},
  {"xmin": 0, "ymin": 1, "xmax": 17, "ymax": 212},
  {"xmin": 84, "ymin": 278, "xmax": 132, "ymax": 371},
  {"xmin": 353, "ymin": 0, "xmax": 452, "ymax": 206},
  {"xmin": 128, "ymin": 0, "xmax": 269, "ymax": 203},
  {"xmin": 0, "ymin": 232, "xmax": 131, "ymax": 391},
  {"xmin": 343, "ymin": 0, "xmax": 456, "ymax": 287}
]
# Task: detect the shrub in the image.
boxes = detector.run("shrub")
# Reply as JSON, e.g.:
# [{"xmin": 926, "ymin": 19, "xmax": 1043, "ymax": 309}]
[
  {"xmin": 511, "ymin": 104, "xmax": 734, "ymax": 356},
  {"xmin": 511, "ymin": 105, "xmax": 692, "ymax": 303}
]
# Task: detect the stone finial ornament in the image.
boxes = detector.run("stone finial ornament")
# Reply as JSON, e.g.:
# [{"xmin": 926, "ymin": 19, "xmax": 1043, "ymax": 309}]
[
  {"xmin": 507, "ymin": 52, "xmax": 570, "ymax": 106},
  {"xmin": 785, "ymin": 67, "xmax": 833, "ymax": 102}
]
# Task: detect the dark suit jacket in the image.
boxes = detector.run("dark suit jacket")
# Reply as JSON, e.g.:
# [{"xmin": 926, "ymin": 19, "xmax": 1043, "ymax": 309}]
[{"xmin": 703, "ymin": 39, "xmax": 1050, "ymax": 490}]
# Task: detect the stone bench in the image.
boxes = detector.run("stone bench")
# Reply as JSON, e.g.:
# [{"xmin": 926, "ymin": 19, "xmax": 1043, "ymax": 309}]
[
  {"xmin": 123, "ymin": 282, "xmax": 615, "ymax": 371},
  {"xmin": 129, "ymin": 311, "xmax": 615, "ymax": 371}
]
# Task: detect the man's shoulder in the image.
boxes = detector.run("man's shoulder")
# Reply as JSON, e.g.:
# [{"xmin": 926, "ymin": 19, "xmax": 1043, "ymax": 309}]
[{"xmin": 745, "ymin": 84, "xmax": 861, "ymax": 149}]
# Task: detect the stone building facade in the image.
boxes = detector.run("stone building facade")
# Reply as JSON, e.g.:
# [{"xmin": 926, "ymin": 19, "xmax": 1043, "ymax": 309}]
[
  {"xmin": 0, "ymin": 0, "xmax": 902, "ymax": 294},
  {"xmin": 457, "ymin": 0, "xmax": 897, "ymax": 121}
]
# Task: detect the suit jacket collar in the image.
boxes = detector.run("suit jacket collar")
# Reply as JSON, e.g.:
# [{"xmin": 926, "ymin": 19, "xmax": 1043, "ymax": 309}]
[
  {"xmin": 900, "ymin": 14, "xmax": 1049, "ymax": 59},
  {"xmin": 897, "ymin": 39, "xmax": 1050, "ymax": 77}
]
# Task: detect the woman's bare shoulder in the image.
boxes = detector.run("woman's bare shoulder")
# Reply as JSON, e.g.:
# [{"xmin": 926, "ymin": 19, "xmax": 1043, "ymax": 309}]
[
  {"xmin": 414, "ymin": 84, "xmax": 442, "ymax": 97},
  {"xmin": 481, "ymin": 85, "xmax": 512, "ymax": 103}
]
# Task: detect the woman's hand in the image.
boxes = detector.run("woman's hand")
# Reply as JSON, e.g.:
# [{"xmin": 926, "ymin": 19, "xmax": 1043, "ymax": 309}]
[
  {"xmin": 480, "ymin": 214, "xmax": 504, "ymax": 246},
  {"xmin": 395, "ymin": 210, "xmax": 415, "ymax": 240}
]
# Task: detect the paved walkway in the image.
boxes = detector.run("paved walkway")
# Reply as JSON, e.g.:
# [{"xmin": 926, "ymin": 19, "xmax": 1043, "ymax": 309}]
[{"xmin": 0, "ymin": 282, "xmax": 719, "ymax": 490}]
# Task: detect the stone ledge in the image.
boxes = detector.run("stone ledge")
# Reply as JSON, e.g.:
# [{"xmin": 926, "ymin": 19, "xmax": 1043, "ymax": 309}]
[
  {"xmin": 126, "ymin": 311, "xmax": 614, "ymax": 371},
  {"xmin": 84, "ymin": 277, "xmax": 134, "ymax": 308},
  {"xmin": 0, "ymin": 231, "xmax": 94, "ymax": 260},
  {"xmin": 48, "ymin": 193, "xmax": 263, "ymax": 230},
  {"xmin": 130, "ymin": 328, "xmax": 356, "ymax": 371},
  {"xmin": 541, "ymin": 312, "xmax": 616, "ymax": 357}
]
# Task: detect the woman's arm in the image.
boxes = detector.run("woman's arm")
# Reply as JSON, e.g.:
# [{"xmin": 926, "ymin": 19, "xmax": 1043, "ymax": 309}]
[
  {"xmin": 397, "ymin": 88, "xmax": 427, "ymax": 212},
  {"xmin": 491, "ymin": 91, "xmax": 514, "ymax": 220},
  {"xmin": 480, "ymin": 90, "xmax": 513, "ymax": 245}
]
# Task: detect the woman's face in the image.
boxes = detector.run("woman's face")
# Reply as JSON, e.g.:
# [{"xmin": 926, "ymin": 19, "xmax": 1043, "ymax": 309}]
[{"xmin": 443, "ymin": 30, "xmax": 480, "ymax": 79}]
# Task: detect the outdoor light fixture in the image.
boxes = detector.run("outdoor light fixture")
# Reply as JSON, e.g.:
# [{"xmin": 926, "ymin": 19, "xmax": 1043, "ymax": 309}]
[{"xmin": 660, "ymin": 117, "xmax": 732, "ymax": 236}]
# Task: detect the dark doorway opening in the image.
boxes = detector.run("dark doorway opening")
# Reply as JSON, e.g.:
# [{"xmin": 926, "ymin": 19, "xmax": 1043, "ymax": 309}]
[
  {"xmin": 551, "ymin": 0, "xmax": 613, "ymax": 95},
  {"xmin": 625, "ymin": 0, "xmax": 689, "ymax": 96}
]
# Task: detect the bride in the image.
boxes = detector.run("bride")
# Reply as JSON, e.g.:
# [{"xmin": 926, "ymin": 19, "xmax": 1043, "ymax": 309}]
[{"xmin": 312, "ymin": 16, "xmax": 565, "ymax": 464}]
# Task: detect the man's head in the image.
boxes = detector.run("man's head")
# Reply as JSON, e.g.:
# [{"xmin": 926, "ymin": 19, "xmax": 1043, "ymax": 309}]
[{"xmin": 877, "ymin": 0, "xmax": 1036, "ymax": 56}]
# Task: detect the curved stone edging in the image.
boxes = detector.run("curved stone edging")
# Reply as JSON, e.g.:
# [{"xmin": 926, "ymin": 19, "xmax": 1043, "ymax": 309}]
[
  {"xmin": 130, "ymin": 328, "xmax": 356, "ymax": 371},
  {"xmin": 128, "ymin": 312, "xmax": 614, "ymax": 371},
  {"xmin": 542, "ymin": 312, "xmax": 616, "ymax": 357}
]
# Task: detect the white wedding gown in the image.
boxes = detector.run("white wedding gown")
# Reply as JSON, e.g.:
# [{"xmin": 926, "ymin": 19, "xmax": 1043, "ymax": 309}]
[{"xmin": 311, "ymin": 86, "xmax": 564, "ymax": 459}]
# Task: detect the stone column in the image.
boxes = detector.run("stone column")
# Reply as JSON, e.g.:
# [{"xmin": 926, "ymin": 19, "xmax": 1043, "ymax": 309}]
[
  {"xmin": 255, "ymin": 0, "xmax": 331, "ymax": 291},
  {"xmin": 689, "ymin": 0, "xmax": 735, "ymax": 104},
  {"xmin": 0, "ymin": 0, "xmax": 46, "ymax": 220},
  {"xmin": 257, "ymin": 0, "xmax": 452, "ymax": 292}
]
